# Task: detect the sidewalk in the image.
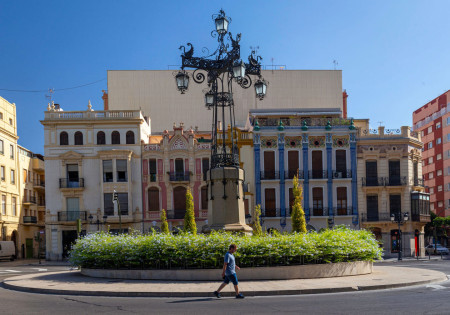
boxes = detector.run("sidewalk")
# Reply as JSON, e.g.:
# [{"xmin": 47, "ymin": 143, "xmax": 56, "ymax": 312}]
[{"xmin": 1, "ymin": 266, "xmax": 447, "ymax": 297}]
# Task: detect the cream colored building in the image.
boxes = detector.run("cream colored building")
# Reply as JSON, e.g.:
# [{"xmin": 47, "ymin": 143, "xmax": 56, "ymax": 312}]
[
  {"xmin": 41, "ymin": 102, "xmax": 150, "ymax": 260},
  {"xmin": 356, "ymin": 121, "xmax": 429, "ymax": 258}
]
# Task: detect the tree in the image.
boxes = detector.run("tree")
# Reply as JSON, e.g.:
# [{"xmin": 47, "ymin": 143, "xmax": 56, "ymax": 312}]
[
  {"xmin": 252, "ymin": 204, "xmax": 263, "ymax": 236},
  {"xmin": 291, "ymin": 174, "xmax": 307, "ymax": 233},
  {"xmin": 184, "ymin": 188, "xmax": 197, "ymax": 234},
  {"xmin": 160, "ymin": 209, "xmax": 170, "ymax": 234}
]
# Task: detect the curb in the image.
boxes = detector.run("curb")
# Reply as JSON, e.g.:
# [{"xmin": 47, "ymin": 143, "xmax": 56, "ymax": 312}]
[{"xmin": 2, "ymin": 275, "xmax": 447, "ymax": 297}]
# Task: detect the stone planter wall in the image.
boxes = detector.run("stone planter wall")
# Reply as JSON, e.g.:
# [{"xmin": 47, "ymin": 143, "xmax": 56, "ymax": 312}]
[{"xmin": 81, "ymin": 261, "xmax": 372, "ymax": 281}]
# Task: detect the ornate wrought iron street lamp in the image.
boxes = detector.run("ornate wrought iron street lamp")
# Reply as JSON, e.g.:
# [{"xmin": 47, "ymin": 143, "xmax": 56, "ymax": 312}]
[
  {"xmin": 88, "ymin": 214, "xmax": 108, "ymax": 231},
  {"xmin": 390, "ymin": 211, "xmax": 409, "ymax": 261},
  {"xmin": 176, "ymin": 9, "xmax": 267, "ymax": 171}
]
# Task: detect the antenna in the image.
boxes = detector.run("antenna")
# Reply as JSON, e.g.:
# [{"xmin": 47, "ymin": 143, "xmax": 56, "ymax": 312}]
[
  {"xmin": 333, "ymin": 60, "xmax": 338, "ymax": 70},
  {"xmin": 45, "ymin": 88, "xmax": 54, "ymax": 102},
  {"xmin": 377, "ymin": 121, "xmax": 384, "ymax": 127}
]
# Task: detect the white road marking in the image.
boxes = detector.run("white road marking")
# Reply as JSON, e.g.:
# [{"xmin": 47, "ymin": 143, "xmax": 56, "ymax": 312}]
[
  {"xmin": 30, "ymin": 268, "xmax": 48, "ymax": 272},
  {"xmin": 4, "ymin": 270, "xmax": 21, "ymax": 273},
  {"xmin": 426, "ymin": 284, "xmax": 447, "ymax": 291}
]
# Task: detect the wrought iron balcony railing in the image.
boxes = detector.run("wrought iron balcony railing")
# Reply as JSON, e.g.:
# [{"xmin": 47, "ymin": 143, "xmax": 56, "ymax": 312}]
[
  {"xmin": 308, "ymin": 170, "xmax": 328, "ymax": 179},
  {"xmin": 361, "ymin": 177, "xmax": 385, "ymax": 187},
  {"xmin": 385, "ymin": 176, "xmax": 407, "ymax": 186},
  {"xmin": 285, "ymin": 170, "xmax": 304, "ymax": 180},
  {"xmin": 332, "ymin": 170, "xmax": 352, "ymax": 179},
  {"xmin": 361, "ymin": 212, "xmax": 392, "ymax": 222},
  {"xmin": 260, "ymin": 171, "xmax": 280, "ymax": 180},
  {"xmin": 413, "ymin": 178, "xmax": 424, "ymax": 187},
  {"xmin": 149, "ymin": 173, "xmax": 157, "ymax": 182},
  {"xmin": 311, "ymin": 207, "xmax": 328, "ymax": 216},
  {"xmin": 332, "ymin": 207, "xmax": 353, "ymax": 216},
  {"xmin": 165, "ymin": 209, "xmax": 187, "ymax": 220},
  {"xmin": 23, "ymin": 197, "xmax": 37, "ymax": 204},
  {"xmin": 261, "ymin": 208, "xmax": 279, "ymax": 217},
  {"xmin": 59, "ymin": 178, "xmax": 85, "ymax": 188},
  {"xmin": 168, "ymin": 172, "xmax": 190, "ymax": 182},
  {"xmin": 23, "ymin": 216, "xmax": 37, "ymax": 224},
  {"xmin": 57, "ymin": 211, "xmax": 87, "ymax": 221}
]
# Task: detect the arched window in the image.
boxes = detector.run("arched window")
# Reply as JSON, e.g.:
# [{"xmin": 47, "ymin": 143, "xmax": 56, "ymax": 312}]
[
  {"xmin": 60, "ymin": 132, "xmax": 68, "ymax": 145},
  {"xmin": 111, "ymin": 131, "xmax": 120, "ymax": 144},
  {"xmin": 148, "ymin": 187, "xmax": 160, "ymax": 211},
  {"xmin": 126, "ymin": 131, "xmax": 135, "ymax": 144},
  {"xmin": 97, "ymin": 131, "xmax": 105, "ymax": 145},
  {"xmin": 74, "ymin": 131, "xmax": 83, "ymax": 145}
]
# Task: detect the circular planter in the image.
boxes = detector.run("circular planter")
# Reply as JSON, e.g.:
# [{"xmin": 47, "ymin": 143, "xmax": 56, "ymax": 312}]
[{"xmin": 81, "ymin": 261, "xmax": 372, "ymax": 281}]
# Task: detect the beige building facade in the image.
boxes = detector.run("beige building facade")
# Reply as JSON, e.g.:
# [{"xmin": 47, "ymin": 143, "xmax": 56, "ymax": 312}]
[{"xmin": 356, "ymin": 122, "xmax": 429, "ymax": 257}]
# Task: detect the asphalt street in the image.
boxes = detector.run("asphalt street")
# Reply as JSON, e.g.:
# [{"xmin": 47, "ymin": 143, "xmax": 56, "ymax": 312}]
[{"xmin": 0, "ymin": 258, "xmax": 450, "ymax": 314}]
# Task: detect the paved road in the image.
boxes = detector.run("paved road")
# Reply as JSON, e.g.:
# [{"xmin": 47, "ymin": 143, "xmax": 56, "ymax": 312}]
[
  {"xmin": 0, "ymin": 259, "xmax": 449, "ymax": 314},
  {"xmin": 0, "ymin": 260, "xmax": 71, "ymax": 281}
]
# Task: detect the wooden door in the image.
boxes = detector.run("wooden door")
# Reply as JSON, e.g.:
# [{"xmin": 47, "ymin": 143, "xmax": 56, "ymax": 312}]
[
  {"xmin": 264, "ymin": 188, "xmax": 276, "ymax": 217},
  {"xmin": 264, "ymin": 151, "xmax": 275, "ymax": 179},
  {"xmin": 173, "ymin": 186, "xmax": 187, "ymax": 219},
  {"xmin": 312, "ymin": 151, "xmax": 323, "ymax": 178}
]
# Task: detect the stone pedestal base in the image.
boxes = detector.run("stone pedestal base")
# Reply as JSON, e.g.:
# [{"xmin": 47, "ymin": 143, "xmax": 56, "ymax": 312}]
[{"xmin": 207, "ymin": 167, "xmax": 252, "ymax": 235}]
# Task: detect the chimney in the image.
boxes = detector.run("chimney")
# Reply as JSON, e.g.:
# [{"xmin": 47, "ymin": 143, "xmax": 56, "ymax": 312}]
[{"xmin": 102, "ymin": 90, "xmax": 108, "ymax": 110}]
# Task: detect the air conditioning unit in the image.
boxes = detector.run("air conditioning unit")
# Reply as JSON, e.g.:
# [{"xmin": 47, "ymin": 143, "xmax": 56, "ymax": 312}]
[{"xmin": 334, "ymin": 172, "xmax": 342, "ymax": 178}]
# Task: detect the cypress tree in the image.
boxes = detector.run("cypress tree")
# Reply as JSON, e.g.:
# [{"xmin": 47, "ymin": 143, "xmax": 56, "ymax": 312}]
[
  {"xmin": 252, "ymin": 204, "xmax": 263, "ymax": 236},
  {"xmin": 291, "ymin": 174, "xmax": 307, "ymax": 233},
  {"xmin": 184, "ymin": 188, "xmax": 197, "ymax": 234},
  {"xmin": 160, "ymin": 209, "xmax": 170, "ymax": 234}
]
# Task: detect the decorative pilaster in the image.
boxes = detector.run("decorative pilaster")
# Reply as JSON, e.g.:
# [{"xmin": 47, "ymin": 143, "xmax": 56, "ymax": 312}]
[
  {"xmin": 278, "ymin": 133, "xmax": 285, "ymax": 217},
  {"xmin": 254, "ymin": 133, "xmax": 261, "ymax": 206},
  {"xmin": 302, "ymin": 134, "xmax": 309, "ymax": 221},
  {"xmin": 326, "ymin": 133, "xmax": 333, "ymax": 217},
  {"xmin": 350, "ymin": 133, "xmax": 358, "ymax": 225}
]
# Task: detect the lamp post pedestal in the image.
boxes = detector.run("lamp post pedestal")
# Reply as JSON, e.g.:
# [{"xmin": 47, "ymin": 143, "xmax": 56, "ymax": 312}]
[{"xmin": 207, "ymin": 167, "xmax": 253, "ymax": 235}]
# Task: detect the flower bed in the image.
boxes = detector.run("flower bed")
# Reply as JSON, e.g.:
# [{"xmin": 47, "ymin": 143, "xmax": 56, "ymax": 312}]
[{"xmin": 69, "ymin": 226, "xmax": 382, "ymax": 269}]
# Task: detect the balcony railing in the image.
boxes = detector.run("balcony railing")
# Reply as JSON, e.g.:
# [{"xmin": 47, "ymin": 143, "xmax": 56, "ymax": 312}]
[
  {"xmin": 361, "ymin": 212, "xmax": 392, "ymax": 222},
  {"xmin": 285, "ymin": 170, "xmax": 304, "ymax": 180},
  {"xmin": 33, "ymin": 180, "xmax": 45, "ymax": 187},
  {"xmin": 308, "ymin": 170, "xmax": 328, "ymax": 179},
  {"xmin": 385, "ymin": 176, "xmax": 407, "ymax": 186},
  {"xmin": 311, "ymin": 207, "xmax": 328, "ymax": 216},
  {"xmin": 332, "ymin": 207, "xmax": 353, "ymax": 216},
  {"xmin": 166, "ymin": 209, "xmax": 186, "ymax": 220},
  {"xmin": 57, "ymin": 211, "xmax": 87, "ymax": 221},
  {"xmin": 149, "ymin": 174, "xmax": 157, "ymax": 182},
  {"xmin": 59, "ymin": 178, "xmax": 85, "ymax": 188},
  {"xmin": 23, "ymin": 216, "xmax": 37, "ymax": 224},
  {"xmin": 260, "ymin": 171, "xmax": 280, "ymax": 180},
  {"xmin": 361, "ymin": 177, "xmax": 385, "ymax": 186},
  {"xmin": 23, "ymin": 196, "xmax": 36, "ymax": 204},
  {"xmin": 261, "ymin": 208, "xmax": 279, "ymax": 217},
  {"xmin": 168, "ymin": 172, "xmax": 190, "ymax": 182},
  {"xmin": 332, "ymin": 170, "xmax": 352, "ymax": 179},
  {"xmin": 413, "ymin": 178, "xmax": 425, "ymax": 187},
  {"xmin": 411, "ymin": 214, "xmax": 430, "ymax": 222}
]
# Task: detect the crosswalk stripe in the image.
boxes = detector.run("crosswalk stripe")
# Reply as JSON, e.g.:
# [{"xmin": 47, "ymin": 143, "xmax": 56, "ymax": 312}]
[{"xmin": 4, "ymin": 270, "xmax": 21, "ymax": 273}]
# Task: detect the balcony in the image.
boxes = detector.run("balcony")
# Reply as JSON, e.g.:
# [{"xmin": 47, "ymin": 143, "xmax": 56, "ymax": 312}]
[
  {"xmin": 23, "ymin": 216, "xmax": 37, "ymax": 224},
  {"xmin": 309, "ymin": 170, "xmax": 328, "ymax": 179},
  {"xmin": 260, "ymin": 171, "xmax": 280, "ymax": 180},
  {"xmin": 168, "ymin": 172, "xmax": 190, "ymax": 182},
  {"xmin": 285, "ymin": 170, "xmax": 304, "ymax": 180},
  {"xmin": 411, "ymin": 214, "xmax": 430, "ymax": 223},
  {"xmin": 59, "ymin": 178, "xmax": 85, "ymax": 189},
  {"xmin": 332, "ymin": 207, "xmax": 353, "ymax": 216},
  {"xmin": 385, "ymin": 176, "xmax": 407, "ymax": 186},
  {"xmin": 361, "ymin": 177, "xmax": 385, "ymax": 187},
  {"xmin": 413, "ymin": 178, "xmax": 425, "ymax": 187},
  {"xmin": 149, "ymin": 174, "xmax": 157, "ymax": 182},
  {"xmin": 311, "ymin": 207, "xmax": 328, "ymax": 216},
  {"xmin": 332, "ymin": 170, "xmax": 352, "ymax": 179},
  {"xmin": 261, "ymin": 208, "xmax": 279, "ymax": 217},
  {"xmin": 166, "ymin": 209, "xmax": 186, "ymax": 220},
  {"xmin": 23, "ymin": 197, "xmax": 36, "ymax": 204},
  {"xmin": 361, "ymin": 212, "xmax": 392, "ymax": 222},
  {"xmin": 33, "ymin": 180, "xmax": 45, "ymax": 189},
  {"xmin": 57, "ymin": 211, "xmax": 87, "ymax": 221}
]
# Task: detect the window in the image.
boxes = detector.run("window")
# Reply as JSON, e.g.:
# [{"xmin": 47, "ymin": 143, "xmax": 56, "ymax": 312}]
[
  {"xmin": 10, "ymin": 169, "xmax": 15, "ymax": 184},
  {"xmin": 437, "ymin": 169, "xmax": 442, "ymax": 176},
  {"xmin": 438, "ymin": 201, "xmax": 443, "ymax": 207},
  {"xmin": 60, "ymin": 132, "xmax": 68, "ymax": 145},
  {"xmin": 437, "ymin": 154, "xmax": 442, "ymax": 160},
  {"xmin": 175, "ymin": 158, "xmax": 184, "ymax": 174},
  {"xmin": 103, "ymin": 160, "xmax": 113, "ymax": 182},
  {"xmin": 447, "ymin": 183, "xmax": 450, "ymax": 191},
  {"xmin": 104, "ymin": 193, "xmax": 114, "ymax": 216},
  {"xmin": 12, "ymin": 197, "xmax": 16, "ymax": 216},
  {"xmin": 0, "ymin": 112, "xmax": 2, "ymax": 120},
  {"xmin": 126, "ymin": 131, "xmax": 135, "ymax": 144},
  {"xmin": 116, "ymin": 159, "xmax": 127, "ymax": 182},
  {"xmin": 10, "ymin": 144, "xmax": 14, "ymax": 159},
  {"xmin": 365, "ymin": 161, "xmax": 378, "ymax": 186},
  {"xmin": 202, "ymin": 158, "xmax": 209, "ymax": 181},
  {"xmin": 366, "ymin": 195, "xmax": 379, "ymax": 221},
  {"xmin": 447, "ymin": 117, "xmax": 450, "ymax": 125},
  {"xmin": 447, "ymin": 133, "xmax": 450, "ymax": 142},
  {"xmin": 436, "ymin": 122, "xmax": 441, "ymax": 129},
  {"xmin": 429, "ymin": 172, "xmax": 434, "ymax": 179},
  {"xmin": 428, "ymin": 157, "xmax": 433, "ymax": 164},
  {"xmin": 97, "ymin": 131, "xmax": 106, "ymax": 145},
  {"xmin": 431, "ymin": 203, "xmax": 435, "ymax": 211},
  {"xmin": 9, "ymin": 118, "xmax": 12, "ymax": 125},
  {"xmin": 428, "ymin": 126, "xmax": 432, "ymax": 134},
  {"xmin": 287, "ymin": 151, "xmax": 299, "ymax": 179},
  {"xmin": 23, "ymin": 169, "xmax": 27, "ymax": 184},
  {"xmin": 1, "ymin": 166, "xmax": 4, "ymax": 180},
  {"xmin": 149, "ymin": 159, "xmax": 157, "ymax": 182},
  {"xmin": 264, "ymin": 188, "xmax": 276, "ymax": 217},
  {"xmin": 388, "ymin": 160, "xmax": 401, "ymax": 185},
  {"xmin": 66, "ymin": 197, "xmax": 80, "ymax": 220},
  {"xmin": 66, "ymin": 164, "xmax": 79, "ymax": 187},
  {"xmin": 0, "ymin": 139, "xmax": 3, "ymax": 154},
  {"xmin": 430, "ymin": 187, "xmax": 434, "ymax": 194},
  {"xmin": 428, "ymin": 142, "xmax": 433, "ymax": 149},
  {"xmin": 111, "ymin": 131, "xmax": 120, "ymax": 144},
  {"xmin": 389, "ymin": 194, "xmax": 401, "ymax": 216},
  {"xmin": 336, "ymin": 187, "xmax": 347, "ymax": 215},
  {"xmin": 74, "ymin": 131, "xmax": 83, "ymax": 145},
  {"xmin": 421, "ymin": 131, "xmax": 424, "ymax": 137},
  {"xmin": 312, "ymin": 187, "xmax": 323, "ymax": 216},
  {"xmin": 1, "ymin": 195, "xmax": 5, "ymax": 215},
  {"xmin": 335, "ymin": 150, "xmax": 347, "ymax": 175},
  {"xmin": 201, "ymin": 186, "xmax": 208, "ymax": 210},
  {"xmin": 311, "ymin": 151, "xmax": 323, "ymax": 178},
  {"xmin": 263, "ymin": 151, "xmax": 276, "ymax": 179},
  {"xmin": 447, "ymin": 150, "xmax": 450, "ymax": 158},
  {"xmin": 437, "ymin": 138, "xmax": 442, "ymax": 145},
  {"xmin": 438, "ymin": 185, "xmax": 443, "ymax": 192},
  {"xmin": 148, "ymin": 188, "xmax": 159, "ymax": 211},
  {"xmin": 117, "ymin": 193, "xmax": 128, "ymax": 215}
]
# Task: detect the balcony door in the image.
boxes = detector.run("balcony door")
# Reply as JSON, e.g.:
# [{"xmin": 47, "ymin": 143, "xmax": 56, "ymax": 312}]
[
  {"xmin": 264, "ymin": 151, "xmax": 275, "ymax": 179},
  {"xmin": 66, "ymin": 164, "xmax": 79, "ymax": 188},
  {"xmin": 288, "ymin": 151, "xmax": 299, "ymax": 179},
  {"xmin": 312, "ymin": 151, "xmax": 323, "ymax": 178},
  {"xmin": 389, "ymin": 160, "xmax": 400, "ymax": 185},
  {"xmin": 264, "ymin": 188, "xmax": 276, "ymax": 217},
  {"xmin": 366, "ymin": 161, "xmax": 377, "ymax": 186},
  {"xmin": 366, "ymin": 195, "xmax": 379, "ymax": 221},
  {"xmin": 66, "ymin": 197, "xmax": 79, "ymax": 221},
  {"xmin": 173, "ymin": 186, "xmax": 187, "ymax": 219},
  {"xmin": 335, "ymin": 150, "xmax": 347, "ymax": 177},
  {"xmin": 312, "ymin": 187, "xmax": 323, "ymax": 216}
]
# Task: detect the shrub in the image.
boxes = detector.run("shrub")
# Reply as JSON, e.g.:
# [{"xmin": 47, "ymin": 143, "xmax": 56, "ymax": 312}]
[
  {"xmin": 184, "ymin": 189, "xmax": 196, "ymax": 234},
  {"xmin": 69, "ymin": 226, "xmax": 382, "ymax": 269},
  {"xmin": 252, "ymin": 204, "xmax": 263, "ymax": 236},
  {"xmin": 291, "ymin": 175, "xmax": 307, "ymax": 233},
  {"xmin": 160, "ymin": 209, "xmax": 170, "ymax": 234}
]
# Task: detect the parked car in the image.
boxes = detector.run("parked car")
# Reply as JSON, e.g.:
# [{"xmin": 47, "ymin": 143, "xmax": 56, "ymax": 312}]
[
  {"xmin": 0, "ymin": 241, "xmax": 16, "ymax": 261},
  {"xmin": 425, "ymin": 244, "xmax": 449, "ymax": 255}
]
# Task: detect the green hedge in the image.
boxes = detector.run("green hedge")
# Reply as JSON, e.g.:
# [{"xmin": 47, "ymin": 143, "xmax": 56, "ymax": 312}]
[{"xmin": 69, "ymin": 226, "xmax": 382, "ymax": 269}]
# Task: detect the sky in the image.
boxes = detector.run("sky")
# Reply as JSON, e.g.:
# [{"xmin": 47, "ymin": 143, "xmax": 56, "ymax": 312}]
[{"xmin": 1, "ymin": 0, "xmax": 450, "ymax": 154}]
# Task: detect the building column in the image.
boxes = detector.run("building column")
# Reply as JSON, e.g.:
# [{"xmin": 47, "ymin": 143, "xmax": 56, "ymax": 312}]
[
  {"xmin": 279, "ymin": 133, "xmax": 285, "ymax": 217},
  {"xmin": 326, "ymin": 134, "xmax": 333, "ymax": 216},
  {"xmin": 254, "ymin": 133, "xmax": 261, "ymax": 206},
  {"xmin": 350, "ymin": 133, "xmax": 358, "ymax": 225},
  {"xmin": 302, "ymin": 136, "xmax": 309, "ymax": 220}
]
